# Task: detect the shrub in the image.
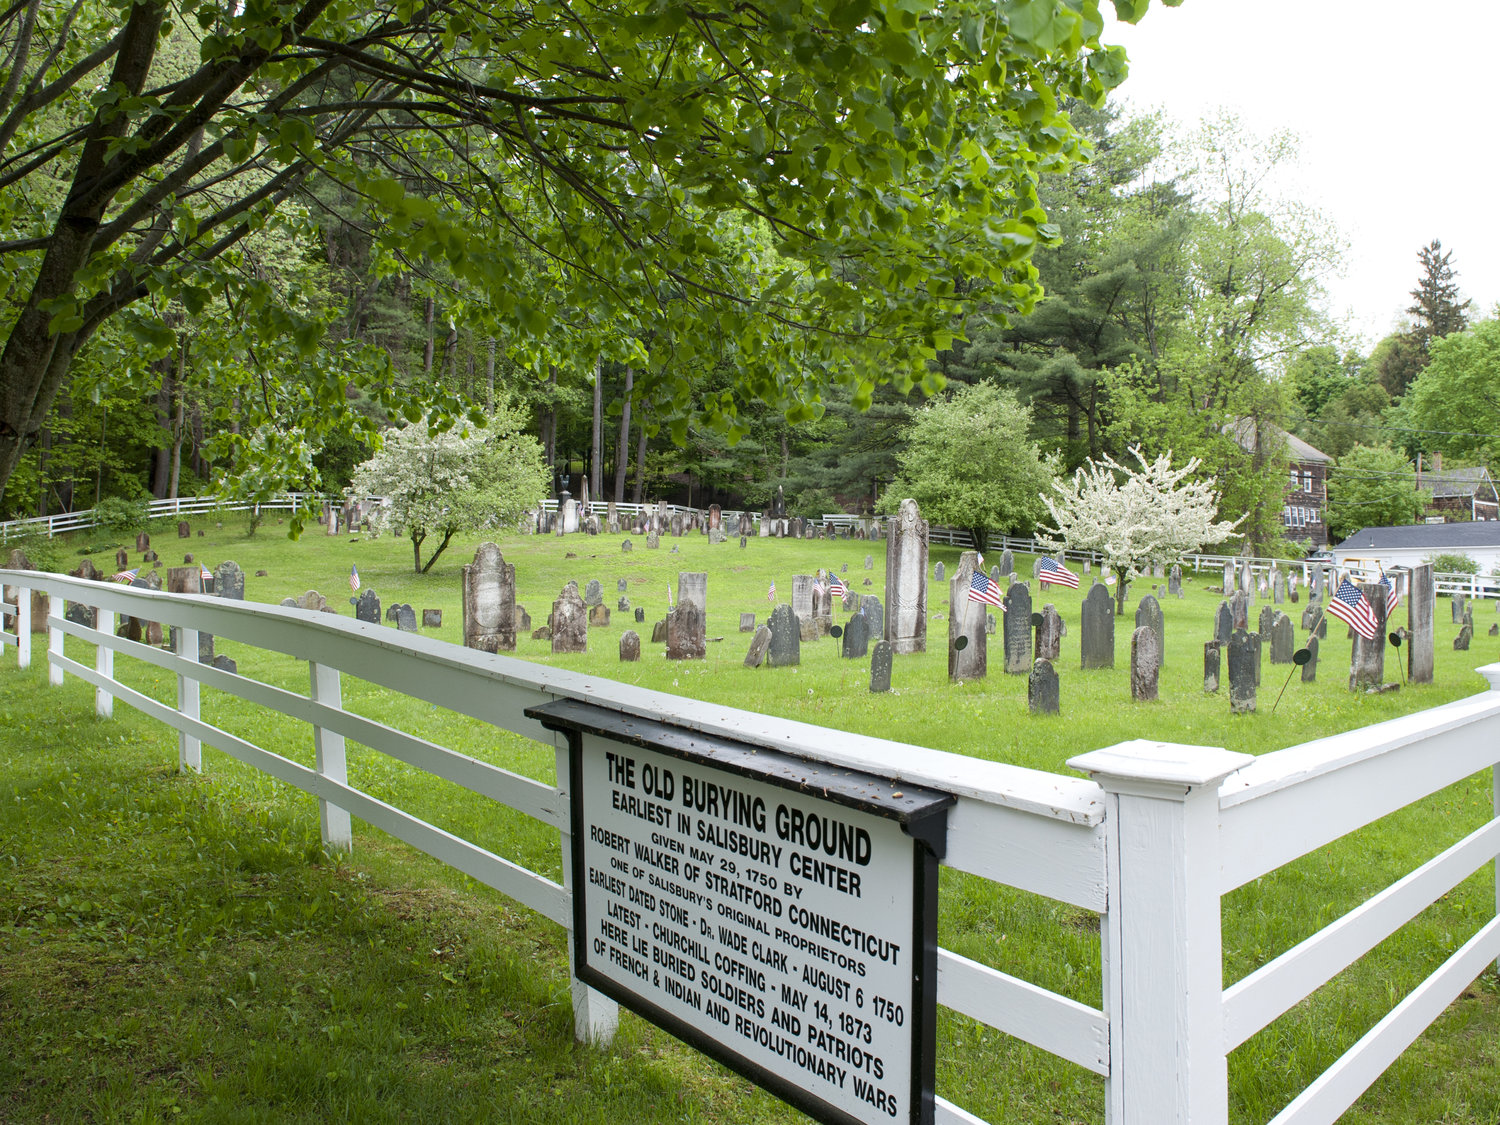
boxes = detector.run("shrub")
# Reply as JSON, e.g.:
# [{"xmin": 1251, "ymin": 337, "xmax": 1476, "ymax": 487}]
[
  {"xmin": 91, "ymin": 495, "xmax": 150, "ymax": 535},
  {"xmin": 1424, "ymin": 552, "xmax": 1480, "ymax": 575}
]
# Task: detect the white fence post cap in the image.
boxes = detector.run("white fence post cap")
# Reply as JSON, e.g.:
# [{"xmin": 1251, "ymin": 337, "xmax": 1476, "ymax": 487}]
[
  {"xmin": 1476, "ymin": 663, "xmax": 1500, "ymax": 692},
  {"xmin": 1069, "ymin": 740, "xmax": 1253, "ymax": 800}
]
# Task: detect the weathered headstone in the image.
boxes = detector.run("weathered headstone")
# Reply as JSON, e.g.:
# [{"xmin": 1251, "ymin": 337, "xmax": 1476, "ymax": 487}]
[
  {"xmin": 622, "ymin": 539, "xmax": 633, "ymax": 553},
  {"xmin": 1408, "ymin": 564, "xmax": 1435, "ymax": 684},
  {"xmin": 135, "ymin": 532, "xmax": 150, "ymax": 552},
  {"xmin": 933, "ymin": 561, "xmax": 945, "ymax": 583},
  {"xmin": 1490, "ymin": 623, "xmax": 1499, "ymax": 637},
  {"xmin": 114, "ymin": 547, "xmax": 129, "ymax": 570},
  {"xmin": 677, "ymin": 571, "xmax": 707, "ymax": 620},
  {"xmin": 1349, "ymin": 581, "xmax": 1388, "ymax": 690},
  {"xmin": 214, "ymin": 560, "xmax": 245, "ymax": 601},
  {"xmin": 743, "ymin": 625, "xmax": 771, "ymax": 667},
  {"xmin": 589, "ymin": 604, "xmax": 611, "ymax": 628},
  {"xmin": 1130, "ymin": 626, "xmax": 1161, "ymax": 702},
  {"xmin": 738, "ymin": 512, "xmax": 754, "ymax": 537},
  {"xmin": 859, "ymin": 595, "xmax": 884, "ymax": 639},
  {"xmin": 1203, "ymin": 642, "xmax": 1221, "ymax": 693},
  {"xmin": 1258, "ymin": 606, "xmax": 1276, "ymax": 643},
  {"xmin": 634, "ymin": 607, "xmax": 645, "ymax": 624},
  {"xmin": 1269, "ymin": 613, "xmax": 1294, "ymax": 664},
  {"xmin": 422, "ymin": 609, "xmax": 442, "ymax": 628},
  {"xmin": 766, "ymin": 604, "xmax": 801, "ymax": 667},
  {"xmin": 177, "ymin": 520, "xmax": 190, "ymax": 538},
  {"xmin": 739, "ymin": 612, "xmax": 757, "ymax": 633},
  {"xmin": 841, "ymin": 611, "xmax": 871, "ymax": 659},
  {"xmin": 64, "ymin": 600, "xmax": 97, "ymax": 629},
  {"xmin": 1228, "ymin": 630, "xmax": 1257, "ymax": 712},
  {"xmin": 617, "ymin": 597, "xmax": 630, "ymax": 612},
  {"xmin": 461, "ymin": 544, "xmax": 517, "ymax": 652},
  {"xmin": 869, "ymin": 640, "xmax": 892, "ymax": 693},
  {"xmin": 646, "ymin": 526, "xmax": 660, "ymax": 550},
  {"xmin": 651, "ymin": 619, "xmax": 667, "ymax": 643},
  {"xmin": 1301, "ymin": 599, "xmax": 1320, "ymax": 631},
  {"xmin": 1455, "ymin": 624, "xmax": 1473, "ymax": 651},
  {"xmin": 999, "ymin": 549, "xmax": 1015, "ymax": 579},
  {"xmin": 1135, "ymin": 595, "xmax": 1165, "ymax": 668},
  {"xmin": 792, "ymin": 574, "xmax": 816, "ymax": 640},
  {"xmin": 619, "ymin": 630, "xmax": 641, "ymax": 662},
  {"xmin": 352, "ymin": 589, "xmax": 381, "ymax": 623},
  {"xmin": 583, "ymin": 579, "xmax": 604, "ymax": 607},
  {"xmin": 948, "ymin": 552, "xmax": 987, "ymax": 682},
  {"xmin": 1002, "ymin": 581, "xmax": 1031, "ymax": 674},
  {"xmin": 1168, "ymin": 565, "xmax": 1183, "ymax": 598},
  {"xmin": 1230, "ymin": 590, "xmax": 1250, "ymax": 631},
  {"xmin": 391, "ymin": 604, "xmax": 417, "ymax": 632},
  {"xmin": 665, "ymin": 601, "xmax": 705, "ymax": 660},
  {"xmin": 1452, "ymin": 592, "xmax": 1467, "ymax": 624},
  {"xmin": 811, "ymin": 578, "xmax": 833, "ymax": 637},
  {"xmin": 1272, "ymin": 567, "xmax": 1286, "ymax": 605},
  {"xmin": 884, "ymin": 498, "xmax": 928, "ymax": 654},
  {"xmin": 1301, "ymin": 636, "xmax": 1319, "ymax": 683},
  {"xmin": 1215, "ymin": 601, "xmax": 1234, "ymax": 646},
  {"xmin": 864, "ymin": 554, "xmax": 874, "ymax": 570},
  {"xmin": 551, "ymin": 583, "xmax": 588, "ymax": 654},
  {"xmin": 1028, "ymin": 659, "xmax": 1060, "ymax": 714},
  {"xmin": 1035, "ymin": 604, "xmax": 1065, "ymax": 661},
  {"xmin": 1080, "ymin": 583, "xmax": 1114, "ymax": 669}
]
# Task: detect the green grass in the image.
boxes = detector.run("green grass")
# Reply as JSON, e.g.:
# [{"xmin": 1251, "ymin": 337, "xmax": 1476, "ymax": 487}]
[{"xmin": 3, "ymin": 512, "xmax": 1499, "ymax": 1123}]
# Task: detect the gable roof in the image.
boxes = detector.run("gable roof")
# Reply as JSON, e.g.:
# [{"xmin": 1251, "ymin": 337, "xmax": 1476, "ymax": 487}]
[
  {"xmin": 1222, "ymin": 418, "xmax": 1333, "ymax": 464},
  {"xmin": 1424, "ymin": 466, "xmax": 1498, "ymax": 500},
  {"xmin": 1333, "ymin": 522, "xmax": 1500, "ymax": 551}
]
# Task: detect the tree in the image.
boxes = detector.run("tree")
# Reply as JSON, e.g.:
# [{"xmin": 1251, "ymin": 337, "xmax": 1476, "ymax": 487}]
[
  {"xmin": 1039, "ymin": 448, "xmax": 1240, "ymax": 614},
  {"xmin": 0, "ymin": 0, "xmax": 1154, "ymax": 502},
  {"xmin": 352, "ymin": 410, "xmax": 547, "ymax": 572},
  {"xmin": 1323, "ymin": 444, "xmax": 1429, "ymax": 543},
  {"xmin": 1407, "ymin": 240, "xmax": 1472, "ymax": 361},
  {"xmin": 878, "ymin": 383, "xmax": 1056, "ymax": 548},
  {"xmin": 1402, "ymin": 318, "xmax": 1500, "ymax": 466}
]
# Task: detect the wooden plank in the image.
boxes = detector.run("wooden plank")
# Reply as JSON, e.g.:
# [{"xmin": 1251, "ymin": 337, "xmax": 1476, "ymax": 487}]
[
  {"xmin": 1224, "ymin": 816, "xmax": 1500, "ymax": 1049},
  {"xmin": 944, "ymin": 798, "xmax": 1106, "ymax": 912},
  {"xmin": 1267, "ymin": 917, "xmax": 1500, "ymax": 1125},
  {"xmin": 933, "ymin": 1096, "xmax": 992, "ymax": 1125},
  {"xmin": 937, "ymin": 949, "xmax": 1108, "ymax": 1075}
]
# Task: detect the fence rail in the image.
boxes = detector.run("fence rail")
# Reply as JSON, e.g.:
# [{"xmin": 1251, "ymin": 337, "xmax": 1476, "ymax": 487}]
[{"xmin": 3, "ymin": 572, "xmax": 1500, "ymax": 1123}]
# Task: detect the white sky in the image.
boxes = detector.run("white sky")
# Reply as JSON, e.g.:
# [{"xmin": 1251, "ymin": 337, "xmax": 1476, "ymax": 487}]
[{"xmin": 1102, "ymin": 0, "xmax": 1500, "ymax": 351}]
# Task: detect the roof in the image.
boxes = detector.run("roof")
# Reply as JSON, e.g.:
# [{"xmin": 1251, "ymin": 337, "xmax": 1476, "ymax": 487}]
[
  {"xmin": 1222, "ymin": 418, "xmax": 1332, "ymax": 464},
  {"xmin": 1424, "ymin": 466, "xmax": 1497, "ymax": 500},
  {"xmin": 1332, "ymin": 522, "xmax": 1500, "ymax": 551}
]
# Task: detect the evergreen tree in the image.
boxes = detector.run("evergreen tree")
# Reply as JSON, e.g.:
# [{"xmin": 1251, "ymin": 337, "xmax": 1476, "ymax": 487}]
[{"xmin": 1381, "ymin": 239, "xmax": 1473, "ymax": 398}]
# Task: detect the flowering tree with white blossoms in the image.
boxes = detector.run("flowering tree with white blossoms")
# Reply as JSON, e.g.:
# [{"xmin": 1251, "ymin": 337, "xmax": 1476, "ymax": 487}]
[
  {"xmin": 353, "ymin": 407, "xmax": 549, "ymax": 573},
  {"xmin": 1040, "ymin": 448, "xmax": 1242, "ymax": 615}
]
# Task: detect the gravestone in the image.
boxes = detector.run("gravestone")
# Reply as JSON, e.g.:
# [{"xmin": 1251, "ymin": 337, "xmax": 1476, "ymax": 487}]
[
  {"xmin": 1028, "ymin": 659, "xmax": 1060, "ymax": 714},
  {"xmin": 1258, "ymin": 606, "xmax": 1276, "ymax": 642},
  {"xmin": 948, "ymin": 552, "xmax": 987, "ymax": 682},
  {"xmin": 934, "ymin": 561, "xmax": 945, "ymax": 583},
  {"xmin": 989, "ymin": 566, "xmax": 1001, "ymax": 588},
  {"xmin": 651, "ymin": 619, "xmax": 667, "ymax": 644},
  {"xmin": 1168, "ymin": 565, "xmax": 1183, "ymax": 598},
  {"xmin": 561, "ymin": 495, "xmax": 580, "ymax": 534},
  {"xmin": 1228, "ymin": 630, "xmax": 1257, "ymax": 713},
  {"xmin": 517, "ymin": 606, "xmax": 532, "ymax": 632},
  {"xmin": 1215, "ymin": 601, "xmax": 1234, "ymax": 646},
  {"xmin": 1301, "ymin": 636, "xmax": 1319, "ymax": 683},
  {"xmin": 792, "ymin": 575, "xmax": 816, "ymax": 639},
  {"xmin": 1130, "ymin": 626, "xmax": 1160, "ymax": 702},
  {"xmin": 1301, "ymin": 599, "xmax": 1320, "ymax": 631},
  {"xmin": 634, "ymin": 607, "xmax": 645, "ymax": 624},
  {"xmin": 622, "ymin": 539, "xmax": 633, "ymax": 553},
  {"xmin": 646, "ymin": 527, "xmax": 659, "ymax": 550},
  {"xmin": 1408, "ymin": 564, "xmax": 1435, "ymax": 684},
  {"xmin": 617, "ymin": 597, "xmax": 629, "ymax": 612},
  {"xmin": 422, "ymin": 609, "xmax": 442, "ymax": 628},
  {"xmin": 462, "ymin": 543, "xmax": 517, "ymax": 653},
  {"xmin": 183, "ymin": 553, "xmax": 194, "ymax": 565},
  {"xmin": 1455, "ymin": 624, "xmax": 1473, "ymax": 651},
  {"xmin": 790, "ymin": 517, "xmax": 804, "ymax": 539},
  {"xmin": 619, "ymin": 631, "xmax": 641, "ymax": 662},
  {"xmin": 115, "ymin": 547, "xmax": 129, "ymax": 570},
  {"xmin": 739, "ymin": 612, "xmax": 757, "ymax": 633},
  {"xmin": 859, "ymin": 595, "xmax": 884, "ymax": 639},
  {"xmin": 1230, "ymin": 590, "xmax": 1250, "ymax": 630},
  {"xmin": 740, "ymin": 537, "xmax": 748, "ymax": 549},
  {"xmin": 391, "ymin": 604, "xmax": 417, "ymax": 632},
  {"xmin": 606, "ymin": 503, "xmax": 620, "ymax": 535},
  {"xmin": 869, "ymin": 640, "xmax": 892, "ymax": 693},
  {"xmin": 884, "ymin": 498, "xmax": 928, "ymax": 654},
  {"xmin": 743, "ymin": 625, "xmax": 772, "ymax": 667},
  {"xmin": 758, "ymin": 512, "xmax": 772, "ymax": 538},
  {"xmin": 842, "ymin": 611, "xmax": 871, "ymax": 659},
  {"xmin": 178, "ymin": 521, "xmax": 190, "ymax": 538},
  {"xmin": 72, "ymin": 558, "xmax": 102, "ymax": 583},
  {"xmin": 353, "ymin": 589, "xmax": 381, "ymax": 624},
  {"xmin": 1223, "ymin": 561, "xmax": 1235, "ymax": 594},
  {"xmin": 1002, "ymin": 581, "xmax": 1032, "ymax": 674},
  {"xmin": 551, "ymin": 583, "xmax": 588, "ymax": 654},
  {"xmin": 1000, "ymin": 549, "xmax": 1015, "ymax": 578},
  {"xmin": 589, "ymin": 604, "xmax": 611, "ymax": 628},
  {"xmin": 617, "ymin": 577, "xmax": 629, "ymax": 594},
  {"xmin": 1035, "ymin": 604, "xmax": 1065, "ymax": 661},
  {"xmin": 766, "ymin": 604, "xmax": 801, "ymax": 667},
  {"xmin": 1349, "ymin": 581, "xmax": 1388, "ymax": 690},
  {"xmin": 1135, "ymin": 595, "xmax": 1165, "ymax": 668},
  {"xmin": 738, "ymin": 513, "xmax": 754, "ymax": 537},
  {"xmin": 1080, "ymin": 583, "xmax": 1114, "ymax": 669},
  {"xmin": 1272, "ymin": 568, "xmax": 1286, "ymax": 605},
  {"xmin": 1452, "ymin": 593, "xmax": 1467, "ymax": 624},
  {"xmin": 64, "ymin": 600, "xmax": 97, "ymax": 629},
  {"xmin": 676, "ymin": 572, "xmax": 707, "ymax": 621},
  {"xmin": 862, "ymin": 554, "xmax": 873, "ymax": 571},
  {"xmin": 985, "ymin": 613, "xmax": 996, "ymax": 635},
  {"xmin": 666, "ymin": 601, "xmax": 705, "ymax": 660},
  {"xmin": 135, "ymin": 532, "xmax": 150, "ymax": 552},
  {"xmin": 583, "ymin": 579, "xmax": 604, "ymax": 607},
  {"xmin": 1490, "ymin": 624, "xmax": 1499, "ymax": 638},
  {"xmin": 214, "ymin": 561, "xmax": 245, "ymax": 601},
  {"xmin": 117, "ymin": 616, "xmax": 143, "ymax": 643},
  {"xmin": 1204, "ymin": 642, "xmax": 1221, "ymax": 693},
  {"xmin": 1269, "ymin": 613, "xmax": 1294, "ymax": 664}
]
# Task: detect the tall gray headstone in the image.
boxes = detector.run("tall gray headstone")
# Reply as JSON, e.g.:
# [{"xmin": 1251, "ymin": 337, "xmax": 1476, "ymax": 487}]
[
  {"xmin": 1348, "ymin": 581, "xmax": 1388, "ymax": 690},
  {"xmin": 1080, "ymin": 584, "xmax": 1114, "ymax": 669},
  {"xmin": 213, "ymin": 560, "xmax": 245, "ymax": 601},
  {"xmin": 1269, "ymin": 613, "xmax": 1294, "ymax": 664},
  {"xmin": 1028, "ymin": 659, "xmax": 1060, "ymax": 714},
  {"xmin": 860, "ymin": 595, "xmax": 884, "ymax": 639},
  {"xmin": 1230, "ymin": 590, "xmax": 1250, "ymax": 631},
  {"xmin": 462, "ymin": 543, "xmax": 516, "ymax": 652},
  {"xmin": 666, "ymin": 601, "xmax": 706, "ymax": 660},
  {"xmin": 1000, "ymin": 549, "xmax": 1015, "ymax": 579},
  {"xmin": 1035, "ymin": 604, "xmax": 1065, "ymax": 661},
  {"xmin": 1215, "ymin": 601, "xmax": 1234, "ymax": 646},
  {"xmin": 933, "ymin": 561, "xmax": 945, "ymax": 583},
  {"xmin": 1301, "ymin": 635, "xmax": 1319, "ymax": 683},
  {"xmin": 677, "ymin": 572, "xmax": 707, "ymax": 619},
  {"xmin": 791, "ymin": 574, "xmax": 815, "ymax": 629},
  {"xmin": 1168, "ymin": 565, "xmax": 1183, "ymax": 598},
  {"xmin": 1258, "ymin": 606, "xmax": 1276, "ymax": 643},
  {"xmin": 1228, "ymin": 630, "xmax": 1257, "ymax": 713},
  {"xmin": 948, "ymin": 552, "xmax": 987, "ymax": 682},
  {"xmin": 1452, "ymin": 592, "xmax": 1467, "ymax": 624},
  {"xmin": 869, "ymin": 640, "xmax": 892, "ymax": 693},
  {"xmin": 1135, "ymin": 594, "xmax": 1165, "ymax": 668},
  {"xmin": 884, "ymin": 498, "xmax": 928, "ymax": 654},
  {"xmin": 391, "ymin": 604, "xmax": 417, "ymax": 632},
  {"xmin": 1408, "ymin": 564, "xmax": 1434, "ymax": 684},
  {"xmin": 1130, "ymin": 626, "xmax": 1160, "ymax": 702},
  {"xmin": 744, "ymin": 625, "xmax": 772, "ymax": 667},
  {"xmin": 551, "ymin": 583, "xmax": 588, "ymax": 654},
  {"xmin": 1204, "ymin": 642, "xmax": 1221, "ymax": 693},
  {"xmin": 1272, "ymin": 567, "xmax": 1286, "ymax": 605},
  {"xmin": 583, "ymin": 579, "xmax": 604, "ymax": 607},
  {"xmin": 1002, "ymin": 581, "xmax": 1032, "ymax": 674},
  {"xmin": 842, "ymin": 612, "xmax": 871, "ymax": 659},
  {"xmin": 766, "ymin": 604, "xmax": 801, "ymax": 667}
]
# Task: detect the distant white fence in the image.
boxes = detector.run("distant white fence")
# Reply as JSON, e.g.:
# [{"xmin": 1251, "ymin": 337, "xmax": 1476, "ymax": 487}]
[
  {"xmin": 3, "ymin": 567, "xmax": 1498, "ymax": 1123},
  {"xmin": 0, "ymin": 493, "xmax": 328, "ymax": 543}
]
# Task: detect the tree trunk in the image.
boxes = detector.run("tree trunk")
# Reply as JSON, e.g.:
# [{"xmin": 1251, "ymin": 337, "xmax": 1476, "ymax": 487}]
[
  {"xmin": 422, "ymin": 297, "xmax": 435, "ymax": 376},
  {"xmin": 169, "ymin": 391, "xmax": 185, "ymax": 499},
  {"xmin": 151, "ymin": 357, "xmax": 173, "ymax": 497},
  {"xmin": 590, "ymin": 357, "xmax": 603, "ymax": 503},
  {"xmin": 632, "ymin": 410, "xmax": 647, "ymax": 504},
  {"xmin": 542, "ymin": 367, "xmax": 557, "ymax": 479},
  {"xmin": 485, "ymin": 338, "xmax": 496, "ymax": 413},
  {"xmin": 613, "ymin": 366, "xmax": 632, "ymax": 504}
]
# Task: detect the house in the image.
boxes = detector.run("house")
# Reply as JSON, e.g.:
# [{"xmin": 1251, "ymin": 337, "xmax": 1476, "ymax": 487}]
[
  {"xmin": 1223, "ymin": 419, "xmax": 1333, "ymax": 548},
  {"xmin": 1415, "ymin": 454, "xmax": 1499, "ymax": 522},
  {"xmin": 1329, "ymin": 522, "xmax": 1500, "ymax": 574}
]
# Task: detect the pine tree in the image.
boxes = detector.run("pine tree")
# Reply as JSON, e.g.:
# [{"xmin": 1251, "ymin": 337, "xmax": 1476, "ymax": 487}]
[{"xmin": 1403, "ymin": 239, "xmax": 1472, "ymax": 370}]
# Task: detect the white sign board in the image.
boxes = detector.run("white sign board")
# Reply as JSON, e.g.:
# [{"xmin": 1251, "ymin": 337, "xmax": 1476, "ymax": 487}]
[{"xmin": 531, "ymin": 701, "xmax": 951, "ymax": 1125}]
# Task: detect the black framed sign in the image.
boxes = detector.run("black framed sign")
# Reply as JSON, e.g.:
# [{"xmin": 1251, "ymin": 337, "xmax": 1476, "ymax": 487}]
[{"xmin": 527, "ymin": 699, "xmax": 953, "ymax": 1125}]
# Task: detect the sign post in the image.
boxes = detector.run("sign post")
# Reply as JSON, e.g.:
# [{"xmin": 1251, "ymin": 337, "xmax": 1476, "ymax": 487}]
[{"xmin": 528, "ymin": 700, "xmax": 953, "ymax": 1125}]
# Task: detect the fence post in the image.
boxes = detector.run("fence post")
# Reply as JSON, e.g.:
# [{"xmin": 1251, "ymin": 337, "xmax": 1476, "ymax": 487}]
[
  {"xmin": 553, "ymin": 738, "xmax": 619, "ymax": 1044},
  {"xmin": 16, "ymin": 583, "xmax": 30, "ymax": 669},
  {"xmin": 95, "ymin": 607, "xmax": 114, "ymax": 718},
  {"xmin": 1069, "ymin": 740, "xmax": 1253, "ymax": 1125},
  {"xmin": 176, "ymin": 624, "xmax": 201, "ymax": 771},
  {"xmin": 46, "ymin": 595, "xmax": 63, "ymax": 685},
  {"xmin": 309, "ymin": 660, "xmax": 352, "ymax": 850}
]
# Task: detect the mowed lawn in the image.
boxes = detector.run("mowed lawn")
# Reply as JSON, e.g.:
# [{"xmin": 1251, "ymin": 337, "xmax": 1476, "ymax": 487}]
[{"xmin": 3, "ymin": 513, "xmax": 1499, "ymax": 1124}]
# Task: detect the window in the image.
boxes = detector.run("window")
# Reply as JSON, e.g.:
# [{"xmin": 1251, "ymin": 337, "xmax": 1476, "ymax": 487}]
[
  {"xmin": 1304, "ymin": 470, "xmax": 1315, "ymax": 492},
  {"xmin": 1290, "ymin": 467, "xmax": 1300, "ymax": 489}
]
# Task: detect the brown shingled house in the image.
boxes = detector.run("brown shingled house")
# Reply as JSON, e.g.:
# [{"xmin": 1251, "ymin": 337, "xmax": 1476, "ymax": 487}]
[
  {"xmin": 1224, "ymin": 419, "xmax": 1333, "ymax": 549},
  {"xmin": 1415, "ymin": 453, "xmax": 1498, "ymax": 522}
]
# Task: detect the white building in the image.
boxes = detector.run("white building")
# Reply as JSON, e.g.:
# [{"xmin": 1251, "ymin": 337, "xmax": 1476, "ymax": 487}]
[{"xmin": 1330, "ymin": 522, "xmax": 1500, "ymax": 575}]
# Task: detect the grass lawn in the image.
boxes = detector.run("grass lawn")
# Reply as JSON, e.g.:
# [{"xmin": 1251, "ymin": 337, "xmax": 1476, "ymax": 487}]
[{"xmin": 3, "ymin": 512, "xmax": 1499, "ymax": 1123}]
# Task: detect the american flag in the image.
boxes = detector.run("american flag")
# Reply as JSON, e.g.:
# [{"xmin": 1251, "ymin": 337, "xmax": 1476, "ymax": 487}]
[
  {"xmin": 349, "ymin": 564, "xmax": 361, "ymax": 592},
  {"xmin": 767, "ymin": 579, "xmax": 776, "ymax": 604},
  {"xmin": 968, "ymin": 570, "xmax": 1004, "ymax": 608},
  {"xmin": 111, "ymin": 567, "xmax": 139, "ymax": 584},
  {"xmin": 1038, "ymin": 556, "xmax": 1080, "ymax": 589},
  {"xmin": 1380, "ymin": 571, "xmax": 1400, "ymax": 618},
  {"xmin": 1327, "ymin": 577, "xmax": 1379, "ymax": 641},
  {"xmin": 827, "ymin": 570, "xmax": 847, "ymax": 597},
  {"xmin": 200, "ymin": 564, "xmax": 213, "ymax": 582}
]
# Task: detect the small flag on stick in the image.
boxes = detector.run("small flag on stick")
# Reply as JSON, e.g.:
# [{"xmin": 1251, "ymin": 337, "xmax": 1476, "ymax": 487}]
[
  {"xmin": 1327, "ymin": 577, "xmax": 1379, "ymax": 641},
  {"xmin": 111, "ymin": 567, "xmax": 139, "ymax": 584},
  {"xmin": 968, "ymin": 570, "xmax": 1004, "ymax": 608},
  {"xmin": 827, "ymin": 569, "xmax": 847, "ymax": 597},
  {"xmin": 1380, "ymin": 570, "xmax": 1400, "ymax": 618},
  {"xmin": 349, "ymin": 564, "xmax": 361, "ymax": 593},
  {"xmin": 767, "ymin": 579, "xmax": 776, "ymax": 604},
  {"xmin": 1038, "ymin": 556, "xmax": 1080, "ymax": 589}
]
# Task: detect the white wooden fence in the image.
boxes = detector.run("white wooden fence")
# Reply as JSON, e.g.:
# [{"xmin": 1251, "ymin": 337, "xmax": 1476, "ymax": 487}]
[
  {"xmin": 0, "ymin": 492, "xmax": 327, "ymax": 542},
  {"xmin": 2, "ymin": 567, "xmax": 1499, "ymax": 1124}
]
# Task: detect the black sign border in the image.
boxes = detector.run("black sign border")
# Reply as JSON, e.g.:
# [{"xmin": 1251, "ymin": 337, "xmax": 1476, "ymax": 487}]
[{"xmin": 527, "ymin": 699, "xmax": 952, "ymax": 1125}]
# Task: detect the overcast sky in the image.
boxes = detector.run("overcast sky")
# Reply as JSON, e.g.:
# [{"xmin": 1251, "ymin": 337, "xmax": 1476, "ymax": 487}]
[{"xmin": 1102, "ymin": 0, "xmax": 1500, "ymax": 351}]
